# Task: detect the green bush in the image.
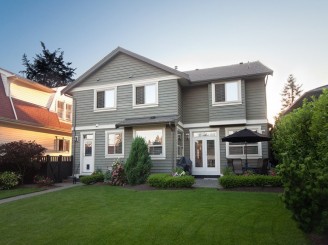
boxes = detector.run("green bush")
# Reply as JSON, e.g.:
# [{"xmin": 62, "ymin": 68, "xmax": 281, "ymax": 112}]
[
  {"xmin": 219, "ymin": 175, "xmax": 282, "ymax": 188},
  {"xmin": 272, "ymin": 90, "xmax": 328, "ymax": 232},
  {"xmin": 80, "ymin": 174, "xmax": 104, "ymax": 185},
  {"xmin": 0, "ymin": 171, "xmax": 21, "ymax": 190},
  {"xmin": 109, "ymin": 159, "xmax": 126, "ymax": 186},
  {"xmin": 33, "ymin": 175, "xmax": 54, "ymax": 187},
  {"xmin": 125, "ymin": 137, "xmax": 152, "ymax": 185},
  {"xmin": 147, "ymin": 174, "xmax": 195, "ymax": 188}
]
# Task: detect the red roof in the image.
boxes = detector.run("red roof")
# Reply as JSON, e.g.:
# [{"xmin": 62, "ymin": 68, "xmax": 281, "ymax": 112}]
[{"xmin": 0, "ymin": 76, "xmax": 71, "ymax": 132}]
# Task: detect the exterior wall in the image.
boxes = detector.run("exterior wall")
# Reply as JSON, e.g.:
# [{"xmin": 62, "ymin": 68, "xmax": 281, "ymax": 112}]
[
  {"xmin": 245, "ymin": 78, "xmax": 267, "ymax": 120},
  {"xmin": 209, "ymin": 80, "xmax": 246, "ymax": 122},
  {"xmin": 10, "ymin": 81, "xmax": 52, "ymax": 108},
  {"xmin": 0, "ymin": 123, "xmax": 72, "ymax": 156},
  {"xmin": 78, "ymin": 53, "xmax": 170, "ymax": 88},
  {"xmin": 182, "ymin": 85, "xmax": 209, "ymax": 124},
  {"xmin": 177, "ymin": 83, "xmax": 183, "ymax": 122}
]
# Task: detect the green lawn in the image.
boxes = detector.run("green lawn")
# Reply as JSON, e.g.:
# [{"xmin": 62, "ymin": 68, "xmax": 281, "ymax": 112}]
[
  {"xmin": 0, "ymin": 186, "xmax": 309, "ymax": 245},
  {"xmin": 0, "ymin": 187, "xmax": 46, "ymax": 200}
]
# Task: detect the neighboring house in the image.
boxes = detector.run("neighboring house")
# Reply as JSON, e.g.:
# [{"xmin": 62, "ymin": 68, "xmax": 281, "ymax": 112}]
[
  {"xmin": 63, "ymin": 47, "xmax": 273, "ymax": 176},
  {"xmin": 283, "ymin": 84, "xmax": 328, "ymax": 115},
  {"xmin": 0, "ymin": 68, "xmax": 72, "ymax": 156}
]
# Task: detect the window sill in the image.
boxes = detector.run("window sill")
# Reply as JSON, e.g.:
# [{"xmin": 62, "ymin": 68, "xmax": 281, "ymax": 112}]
[
  {"xmin": 212, "ymin": 101, "xmax": 242, "ymax": 107},
  {"xmin": 150, "ymin": 156, "xmax": 166, "ymax": 160},
  {"xmin": 133, "ymin": 103, "xmax": 158, "ymax": 109},
  {"xmin": 105, "ymin": 154, "xmax": 124, "ymax": 159},
  {"xmin": 226, "ymin": 155, "xmax": 262, "ymax": 159},
  {"xmin": 94, "ymin": 108, "xmax": 117, "ymax": 112}
]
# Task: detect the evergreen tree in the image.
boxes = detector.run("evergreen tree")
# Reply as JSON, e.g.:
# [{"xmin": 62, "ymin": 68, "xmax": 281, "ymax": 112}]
[
  {"xmin": 20, "ymin": 42, "xmax": 76, "ymax": 88},
  {"xmin": 125, "ymin": 137, "xmax": 152, "ymax": 185},
  {"xmin": 281, "ymin": 74, "xmax": 303, "ymax": 110}
]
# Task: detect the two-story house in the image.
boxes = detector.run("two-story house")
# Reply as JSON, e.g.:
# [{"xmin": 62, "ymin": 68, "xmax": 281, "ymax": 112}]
[
  {"xmin": 0, "ymin": 68, "xmax": 72, "ymax": 156},
  {"xmin": 63, "ymin": 47, "xmax": 273, "ymax": 176}
]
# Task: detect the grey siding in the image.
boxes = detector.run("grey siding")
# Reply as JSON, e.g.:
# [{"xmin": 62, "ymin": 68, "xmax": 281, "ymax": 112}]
[
  {"xmin": 209, "ymin": 80, "xmax": 246, "ymax": 122},
  {"xmin": 79, "ymin": 53, "xmax": 170, "ymax": 87},
  {"xmin": 182, "ymin": 85, "xmax": 209, "ymax": 124},
  {"xmin": 177, "ymin": 83, "xmax": 183, "ymax": 122},
  {"xmin": 245, "ymin": 78, "xmax": 267, "ymax": 120},
  {"xmin": 73, "ymin": 79, "xmax": 179, "ymax": 126}
]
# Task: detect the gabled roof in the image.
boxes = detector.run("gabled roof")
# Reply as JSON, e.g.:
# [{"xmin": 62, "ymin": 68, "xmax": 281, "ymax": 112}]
[
  {"xmin": 62, "ymin": 47, "xmax": 190, "ymax": 94},
  {"xmin": 283, "ymin": 84, "xmax": 328, "ymax": 115},
  {"xmin": 184, "ymin": 61, "xmax": 273, "ymax": 83}
]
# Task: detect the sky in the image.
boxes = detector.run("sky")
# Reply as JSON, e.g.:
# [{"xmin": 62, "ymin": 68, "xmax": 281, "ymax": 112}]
[{"xmin": 1, "ymin": 0, "xmax": 327, "ymax": 123}]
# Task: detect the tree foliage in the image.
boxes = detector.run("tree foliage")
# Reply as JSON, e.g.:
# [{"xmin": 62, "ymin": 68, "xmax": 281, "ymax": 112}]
[
  {"xmin": 281, "ymin": 74, "xmax": 303, "ymax": 110},
  {"xmin": 0, "ymin": 141, "xmax": 46, "ymax": 182},
  {"xmin": 20, "ymin": 42, "xmax": 76, "ymax": 88},
  {"xmin": 125, "ymin": 137, "xmax": 152, "ymax": 185},
  {"xmin": 272, "ymin": 90, "xmax": 328, "ymax": 232}
]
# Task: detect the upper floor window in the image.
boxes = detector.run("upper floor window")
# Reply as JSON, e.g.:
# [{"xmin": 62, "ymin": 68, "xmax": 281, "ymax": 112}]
[
  {"xmin": 212, "ymin": 80, "xmax": 241, "ymax": 106},
  {"xmin": 134, "ymin": 127, "xmax": 165, "ymax": 159},
  {"xmin": 95, "ymin": 88, "xmax": 116, "ymax": 111},
  {"xmin": 133, "ymin": 82, "xmax": 158, "ymax": 108},
  {"xmin": 57, "ymin": 101, "xmax": 72, "ymax": 121}
]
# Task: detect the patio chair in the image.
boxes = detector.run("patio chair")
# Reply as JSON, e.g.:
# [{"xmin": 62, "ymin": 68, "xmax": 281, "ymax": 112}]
[{"xmin": 232, "ymin": 159, "xmax": 243, "ymax": 175}]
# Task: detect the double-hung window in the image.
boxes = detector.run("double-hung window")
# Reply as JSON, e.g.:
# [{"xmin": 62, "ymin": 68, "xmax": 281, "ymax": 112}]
[
  {"xmin": 133, "ymin": 82, "xmax": 158, "ymax": 107},
  {"xmin": 225, "ymin": 127, "xmax": 261, "ymax": 158},
  {"xmin": 95, "ymin": 88, "xmax": 116, "ymax": 110},
  {"xmin": 135, "ymin": 127, "xmax": 165, "ymax": 158},
  {"xmin": 57, "ymin": 101, "xmax": 72, "ymax": 121},
  {"xmin": 105, "ymin": 130, "xmax": 124, "ymax": 158},
  {"xmin": 212, "ymin": 80, "xmax": 241, "ymax": 105}
]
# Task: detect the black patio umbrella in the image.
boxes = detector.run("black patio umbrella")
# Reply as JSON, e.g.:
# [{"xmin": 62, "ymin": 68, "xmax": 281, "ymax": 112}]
[{"xmin": 222, "ymin": 128, "xmax": 271, "ymax": 169}]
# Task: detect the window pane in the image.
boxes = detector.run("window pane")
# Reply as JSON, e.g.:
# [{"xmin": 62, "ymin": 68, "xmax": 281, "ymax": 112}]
[
  {"xmin": 229, "ymin": 146, "xmax": 243, "ymax": 155},
  {"xmin": 215, "ymin": 83, "xmax": 225, "ymax": 102},
  {"xmin": 207, "ymin": 140, "xmax": 215, "ymax": 168},
  {"xmin": 66, "ymin": 104, "xmax": 72, "ymax": 121},
  {"xmin": 136, "ymin": 129, "xmax": 163, "ymax": 155},
  {"xmin": 97, "ymin": 91, "xmax": 105, "ymax": 108},
  {"xmin": 195, "ymin": 140, "xmax": 203, "ymax": 167},
  {"xmin": 149, "ymin": 146, "xmax": 162, "ymax": 155},
  {"xmin": 226, "ymin": 82, "xmax": 238, "ymax": 101},
  {"xmin": 58, "ymin": 139, "xmax": 64, "ymax": 151},
  {"xmin": 136, "ymin": 86, "xmax": 145, "ymax": 104},
  {"xmin": 105, "ymin": 90, "xmax": 115, "ymax": 108},
  {"xmin": 246, "ymin": 146, "xmax": 258, "ymax": 154},
  {"xmin": 85, "ymin": 143, "xmax": 92, "ymax": 156},
  {"xmin": 145, "ymin": 84, "xmax": 156, "ymax": 104},
  {"xmin": 57, "ymin": 101, "xmax": 64, "ymax": 119}
]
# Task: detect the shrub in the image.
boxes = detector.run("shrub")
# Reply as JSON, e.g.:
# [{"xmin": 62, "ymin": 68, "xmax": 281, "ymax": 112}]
[
  {"xmin": 80, "ymin": 174, "xmax": 104, "ymax": 185},
  {"xmin": 272, "ymin": 90, "xmax": 328, "ymax": 232},
  {"xmin": 222, "ymin": 167, "xmax": 235, "ymax": 176},
  {"xmin": 219, "ymin": 175, "xmax": 282, "ymax": 188},
  {"xmin": 33, "ymin": 175, "xmax": 54, "ymax": 187},
  {"xmin": 125, "ymin": 137, "xmax": 152, "ymax": 185},
  {"xmin": 172, "ymin": 167, "xmax": 188, "ymax": 176},
  {"xmin": 147, "ymin": 174, "xmax": 195, "ymax": 188},
  {"xmin": 0, "ymin": 171, "xmax": 21, "ymax": 190},
  {"xmin": 103, "ymin": 169, "xmax": 111, "ymax": 183},
  {"xmin": 109, "ymin": 159, "xmax": 126, "ymax": 186},
  {"xmin": 0, "ymin": 141, "xmax": 46, "ymax": 183}
]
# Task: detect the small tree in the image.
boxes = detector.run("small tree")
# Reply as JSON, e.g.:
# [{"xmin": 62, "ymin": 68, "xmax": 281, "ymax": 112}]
[
  {"xmin": 0, "ymin": 141, "xmax": 46, "ymax": 183},
  {"xmin": 20, "ymin": 42, "xmax": 76, "ymax": 88},
  {"xmin": 125, "ymin": 137, "xmax": 152, "ymax": 185},
  {"xmin": 281, "ymin": 74, "xmax": 303, "ymax": 110}
]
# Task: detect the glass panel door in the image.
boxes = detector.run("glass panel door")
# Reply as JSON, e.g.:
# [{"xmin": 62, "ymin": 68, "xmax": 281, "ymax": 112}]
[
  {"xmin": 195, "ymin": 140, "xmax": 203, "ymax": 167},
  {"xmin": 207, "ymin": 140, "xmax": 215, "ymax": 168}
]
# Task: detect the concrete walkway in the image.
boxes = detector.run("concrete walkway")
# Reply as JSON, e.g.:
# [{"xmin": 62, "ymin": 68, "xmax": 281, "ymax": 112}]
[
  {"xmin": 193, "ymin": 178, "xmax": 223, "ymax": 189},
  {"xmin": 0, "ymin": 182, "xmax": 81, "ymax": 205}
]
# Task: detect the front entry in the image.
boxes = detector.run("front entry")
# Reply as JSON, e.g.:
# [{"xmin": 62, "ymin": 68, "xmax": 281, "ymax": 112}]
[
  {"xmin": 81, "ymin": 132, "xmax": 95, "ymax": 174},
  {"xmin": 191, "ymin": 130, "xmax": 220, "ymax": 175}
]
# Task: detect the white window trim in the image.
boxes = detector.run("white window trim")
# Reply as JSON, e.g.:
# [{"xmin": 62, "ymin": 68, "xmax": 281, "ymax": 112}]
[
  {"xmin": 56, "ymin": 100, "xmax": 72, "ymax": 121},
  {"xmin": 212, "ymin": 80, "xmax": 242, "ymax": 106},
  {"xmin": 177, "ymin": 126, "xmax": 184, "ymax": 158},
  {"xmin": 132, "ymin": 81, "xmax": 158, "ymax": 108},
  {"xmin": 94, "ymin": 87, "xmax": 117, "ymax": 112},
  {"xmin": 105, "ymin": 129, "xmax": 124, "ymax": 158},
  {"xmin": 225, "ymin": 126, "xmax": 262, "ymax": 159},
  {"xmin": 133, "ymin": 126, "xmax": 166, "ymax": 159}
]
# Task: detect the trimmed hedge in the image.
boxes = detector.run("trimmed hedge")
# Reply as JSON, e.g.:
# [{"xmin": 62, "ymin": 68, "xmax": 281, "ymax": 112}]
[
  {"xmin": 147, "ymin": 174, "xmax": 195, "ymax": 188},
  {"xmin": 80, "ymin": 174, "xmax": 104, "ymax": 185},
  {"xmin": 219, "ymin": 175, "xmax": 282, "ymax": 188}
]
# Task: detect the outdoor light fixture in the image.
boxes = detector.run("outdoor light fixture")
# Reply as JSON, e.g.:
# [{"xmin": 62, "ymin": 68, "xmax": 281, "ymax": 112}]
[
  {"xmin": 186, "ymin": 133, "xmax": 190, "ymax": 140},
  {"xmin": 74, "ymin": 136, "xmax": 79, "ymax": 142}
]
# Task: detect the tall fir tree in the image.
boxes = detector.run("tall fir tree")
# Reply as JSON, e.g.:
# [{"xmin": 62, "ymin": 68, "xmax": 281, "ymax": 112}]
[
  {"xmin": 20, "ymin": 42, "xmax": 76, "ymax": 88},
  {"xmin": 281, "ymin": 74, "xmax": 303, "ymax": 110}
]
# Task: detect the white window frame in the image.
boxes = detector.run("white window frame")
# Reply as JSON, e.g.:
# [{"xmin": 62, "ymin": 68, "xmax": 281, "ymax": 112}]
[
  {"xmin": 105, "ymin": 129, "xmax": 124, "ymax": 158},
  {"xmin": 132, "ymin": 81, "xmax": 158, "ymax": 108},
  {"xmin": 94, "ymin": 87, "xmax": 117, "ymax": 112},
  {"xmin": 212, "ymin": 80, "xmax": 242, "ymax": 106},
  {"xmin": 225, "ymin": 126, "xmax": 262, "ymax": 159},
  {"xmin": 133, "ymin": 126, "xmax": 165, "ymax": 159},
  {"xmin": 177, "ymin": 126, "xmax": 184, "ymax": 158},
  {"xmin": 56, "ymin": 101, "xmax": 72, "ymax": 121}
]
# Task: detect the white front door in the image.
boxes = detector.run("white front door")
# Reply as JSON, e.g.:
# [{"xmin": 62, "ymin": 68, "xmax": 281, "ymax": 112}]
[
  {"xmin": 191, "ymin": 130, "xmax": 220, "ymax": 175},
  {"xmin": 81, "ymin": 132, "xmax": 95, "ymax": 174}
]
